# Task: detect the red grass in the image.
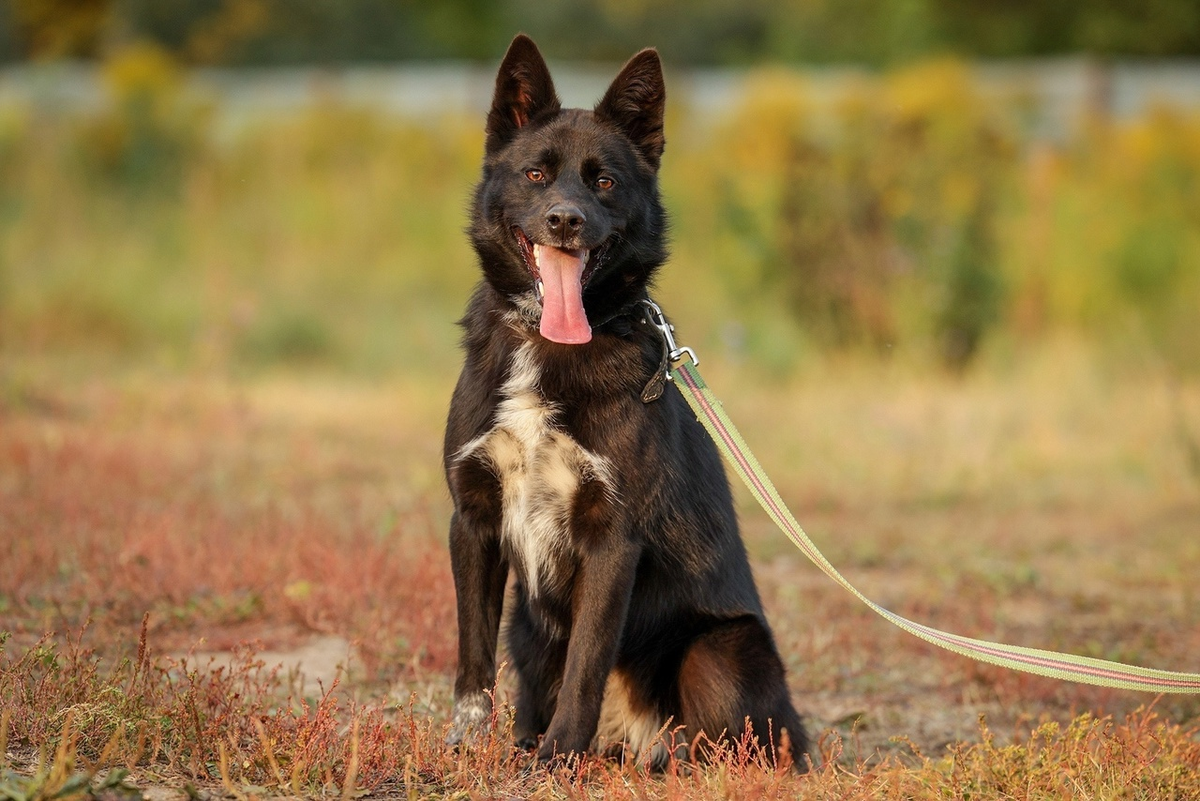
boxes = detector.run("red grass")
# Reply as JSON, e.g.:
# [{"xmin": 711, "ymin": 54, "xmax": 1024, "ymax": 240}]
[
  {"xmin": 7, "ymin": 625, "xmax": 1198, "ymax": 801},
  {"xmin": 3, "ymin": 375, "xmax": 1200, "ymax": 798},
  {"xmin": 1, "ymin": 418, "xmax": 456, "ymax": 681}
]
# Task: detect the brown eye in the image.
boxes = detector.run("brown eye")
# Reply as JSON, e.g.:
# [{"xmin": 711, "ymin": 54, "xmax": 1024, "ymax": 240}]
[
  {"xmin": 525, "ymin": 169, "xmax": 545, "ymax": 183},
  {"xmin": 596, "ymin": 176, "xmax": 615, "ymax": 190}
]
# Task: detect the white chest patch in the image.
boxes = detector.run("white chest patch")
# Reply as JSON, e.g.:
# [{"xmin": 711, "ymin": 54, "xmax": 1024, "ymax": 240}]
[{"xmin": 457, "ymin": 341, "xmax": 613, "ymax": 596}]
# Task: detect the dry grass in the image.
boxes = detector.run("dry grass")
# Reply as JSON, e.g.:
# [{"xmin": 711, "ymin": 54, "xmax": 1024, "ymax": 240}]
[{"xmin": 2, "ymin": 346, "xmax": 1199, "ymax": 799}]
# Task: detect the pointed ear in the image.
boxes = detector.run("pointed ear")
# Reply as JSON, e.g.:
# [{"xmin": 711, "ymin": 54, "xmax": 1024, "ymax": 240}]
[
  {"xmin": 486, "ymin": 34, "xmax": 561, "ymax": 155},
  {"xmin": 594, "ymin": 49, "xmax": 666, "ymax": 171}
]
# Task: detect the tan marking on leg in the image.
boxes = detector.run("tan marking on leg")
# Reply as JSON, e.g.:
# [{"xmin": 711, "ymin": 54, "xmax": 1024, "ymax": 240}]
[{"xmin": 595, "ymin": 671, "xmax": 677, "ymax": 768}]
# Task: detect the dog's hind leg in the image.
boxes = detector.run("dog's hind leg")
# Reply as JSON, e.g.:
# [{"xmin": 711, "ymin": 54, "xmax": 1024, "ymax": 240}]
[{"xmin": 676, "ymin": 615, "xmax": 809, "ymax": 770}]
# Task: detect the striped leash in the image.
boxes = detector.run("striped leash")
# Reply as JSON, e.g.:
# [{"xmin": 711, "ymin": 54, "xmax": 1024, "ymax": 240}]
[{"xmin": 641, "ymin": 300, "xmax": 1200, "ymax": 693}]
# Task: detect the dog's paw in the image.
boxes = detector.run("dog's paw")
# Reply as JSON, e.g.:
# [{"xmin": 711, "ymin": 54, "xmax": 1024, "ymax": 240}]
[
  {"xmin": 445, "ymin": 692, "xmax": 492, "ymax": 747},
  {"xmin": 534, "ymin": 740, "xmax": 588, "ymax": 773},
  {"xmin": 531, "ymin": 750, "xmax": 587, "ymax": 778},
  {"xmin": 515, "ymin": 749, "xmax": 566, "ymax": 777}
]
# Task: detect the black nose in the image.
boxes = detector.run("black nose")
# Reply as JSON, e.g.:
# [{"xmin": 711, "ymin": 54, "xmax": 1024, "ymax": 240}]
[{"xmin": 545, "ymin": 203, "xmax": 586, "ymax": 236}]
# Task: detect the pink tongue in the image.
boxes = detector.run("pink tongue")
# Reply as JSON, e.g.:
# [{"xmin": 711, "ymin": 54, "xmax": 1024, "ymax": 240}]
[{"xmin": 537, "ymin": 246, "xmax": 592, "ymax": 344}]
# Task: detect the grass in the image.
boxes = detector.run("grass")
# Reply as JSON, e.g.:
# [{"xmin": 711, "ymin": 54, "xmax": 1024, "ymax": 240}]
[{"xmin": 2, "ymin": 345, "xmax": 1199, "ymax": 798}]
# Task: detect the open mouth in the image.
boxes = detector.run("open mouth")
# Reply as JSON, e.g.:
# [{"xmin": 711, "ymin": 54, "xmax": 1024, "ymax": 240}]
[{"xmin": 513, "ymin": 227, "xmax": 607, "ymax": 345}]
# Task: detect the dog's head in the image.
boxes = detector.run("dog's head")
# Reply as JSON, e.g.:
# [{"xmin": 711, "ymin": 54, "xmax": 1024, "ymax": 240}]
[{"xmin": 470, "ymin": 34, "xmax": 668, "ymax": 345}]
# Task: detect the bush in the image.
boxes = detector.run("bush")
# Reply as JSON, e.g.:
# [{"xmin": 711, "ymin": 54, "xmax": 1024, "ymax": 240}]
[
  {"xmin": 73, "ymin": 42, "xmax": 207, "ymax": 191},
  {"xmin": 681, "ymin": 61, "xmax": 1200, "ymax": 374},
  {"xmin": 0, "ymin": 59, "xmax": 1197, "ymax": 376}
]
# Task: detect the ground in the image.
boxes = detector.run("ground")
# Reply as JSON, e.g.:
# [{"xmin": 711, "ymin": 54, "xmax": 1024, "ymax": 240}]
[{"xmin": 2, "ymin": 348, "xmax": 1199, "ymax": 798}]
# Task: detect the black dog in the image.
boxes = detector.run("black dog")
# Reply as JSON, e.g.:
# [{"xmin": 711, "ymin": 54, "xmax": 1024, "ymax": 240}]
[{"xmin": 444, "ymin": 34, "xmax": 808, "ymax": 769}]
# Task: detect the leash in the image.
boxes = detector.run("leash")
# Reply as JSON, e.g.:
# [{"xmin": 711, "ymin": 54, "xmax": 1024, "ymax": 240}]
[{"xmin": 639, "ymin": 300, "xmax": 1200, "ymax": 693}]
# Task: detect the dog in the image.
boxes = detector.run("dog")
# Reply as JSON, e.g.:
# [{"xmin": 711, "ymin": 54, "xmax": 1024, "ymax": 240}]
[{"xmin": 443, "ymin": 34, "xmax": 809, "ymax": 769}]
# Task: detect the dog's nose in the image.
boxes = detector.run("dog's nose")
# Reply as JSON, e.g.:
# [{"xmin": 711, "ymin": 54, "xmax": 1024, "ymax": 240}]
[{"xmin": 545, "ymin": 204, "xmax": 586, "ymax": 236}]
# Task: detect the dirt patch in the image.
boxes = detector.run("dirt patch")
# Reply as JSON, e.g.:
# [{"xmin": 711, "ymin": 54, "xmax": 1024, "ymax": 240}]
[{"xmin": 183, "ymin": 633, "xmax": 359, "ymax": 695}]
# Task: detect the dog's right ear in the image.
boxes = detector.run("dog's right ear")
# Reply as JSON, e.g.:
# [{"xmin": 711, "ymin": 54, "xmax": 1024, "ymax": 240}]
[{"xmin": 486, "ymin": 34, "xmax": 561, "ymax": 156}]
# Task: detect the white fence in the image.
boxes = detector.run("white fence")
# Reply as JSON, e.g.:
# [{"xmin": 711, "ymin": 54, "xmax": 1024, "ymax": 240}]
[{"xmin": 2, "ymin": 59, "xmax": 1199, "ymax": 140}]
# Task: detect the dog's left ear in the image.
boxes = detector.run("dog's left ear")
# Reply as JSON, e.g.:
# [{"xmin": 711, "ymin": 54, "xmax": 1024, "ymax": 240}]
[{"xmin": 595, "ymin": 49, "xmax": 666, "ymax": 171}]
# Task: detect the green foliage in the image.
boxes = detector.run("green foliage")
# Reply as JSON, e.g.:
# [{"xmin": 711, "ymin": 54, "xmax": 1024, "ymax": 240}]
[
  {"xmin": 690, "ymin": 61, "xmax": 1015, "ymax": 368},
  {"xmin": 0, "ymin": 58, "xmax": 1198, "ymax": 375},
  {"xmin": 935, "ymin": 193, "xmax": 1004, "ymax": 371},
  {"xmin": 6, "ymin": 0, "xmax": 109, "ymax": 60},
  {"xmin": 0, "ymin": 80, "xmax": 480, "ymax": 374},
  {"xmin": 235, "ymin": 307, "xmax": 338, "ymax": 366},
  {"xmin": 1030, "ymin": 107, "xmax": 1200, "ymax": 374},
  {"xmin": 0, "ymin": 763, "xmax": 138, "ymax": 801},
  {"xmin": 659, "ymin": 61, "xmax": 1200, "ymax": 373},
  {"xmin": 73, "ymin": 43, "xmax": 206, "ymax": 191},
  {"xmin": 4, "ymin": 0, "xmax": 1200, "ymax": 65}
]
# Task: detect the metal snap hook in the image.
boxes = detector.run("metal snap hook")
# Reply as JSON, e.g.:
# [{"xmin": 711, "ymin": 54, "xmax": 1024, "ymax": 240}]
[{"xmin": 638, "ymin": 299, "xmax": 698, "ymax": 378}]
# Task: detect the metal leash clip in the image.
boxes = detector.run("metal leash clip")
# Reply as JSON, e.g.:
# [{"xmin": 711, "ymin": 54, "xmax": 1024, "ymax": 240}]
[
  {"xmin": 639, "ymin": 298, "xmax": 698, "ymax": 379},
  {"xmin": 637, "ymin": 298, "xmax": 699, "ymax": 403}
]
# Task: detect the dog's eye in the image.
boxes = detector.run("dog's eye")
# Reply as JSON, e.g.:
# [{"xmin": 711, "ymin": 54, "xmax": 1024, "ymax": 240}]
[
  {"xmin": 595, "ymin": 176, "xmax": 615, "ymax": 190},
  {"xmin": 525, "ymin": 169, "xmax": 545, "ymax": 183}
]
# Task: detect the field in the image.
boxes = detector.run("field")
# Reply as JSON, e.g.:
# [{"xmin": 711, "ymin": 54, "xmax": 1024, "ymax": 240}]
[{"xmin": 3, "ymin": 53, "xmax": 1200, "ymax": 799}]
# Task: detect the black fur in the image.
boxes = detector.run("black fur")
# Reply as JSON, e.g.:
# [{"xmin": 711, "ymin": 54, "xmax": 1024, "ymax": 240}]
[{"xmin": 444, "ymin": 34, "xmax": 808, "ymax": 769}]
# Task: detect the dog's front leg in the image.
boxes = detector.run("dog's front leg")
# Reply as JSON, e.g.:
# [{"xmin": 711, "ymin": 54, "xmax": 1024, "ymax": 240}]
[
  {"xmin": 537, "ymin": 537, "xmax": 640, "ymax": 764},
  {"xmin": 446, "ymin": 509, "xmax": 508, "ymax": 745}
]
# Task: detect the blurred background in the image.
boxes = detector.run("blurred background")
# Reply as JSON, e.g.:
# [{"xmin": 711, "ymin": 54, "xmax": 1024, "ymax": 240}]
[
  {"xmin": 0, "ymin": 0, "xmax": 1198, "ymax": 396},
  {"xmin": 4, "ymin": 4, "xmax": 1200, "ymax": 770}
]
